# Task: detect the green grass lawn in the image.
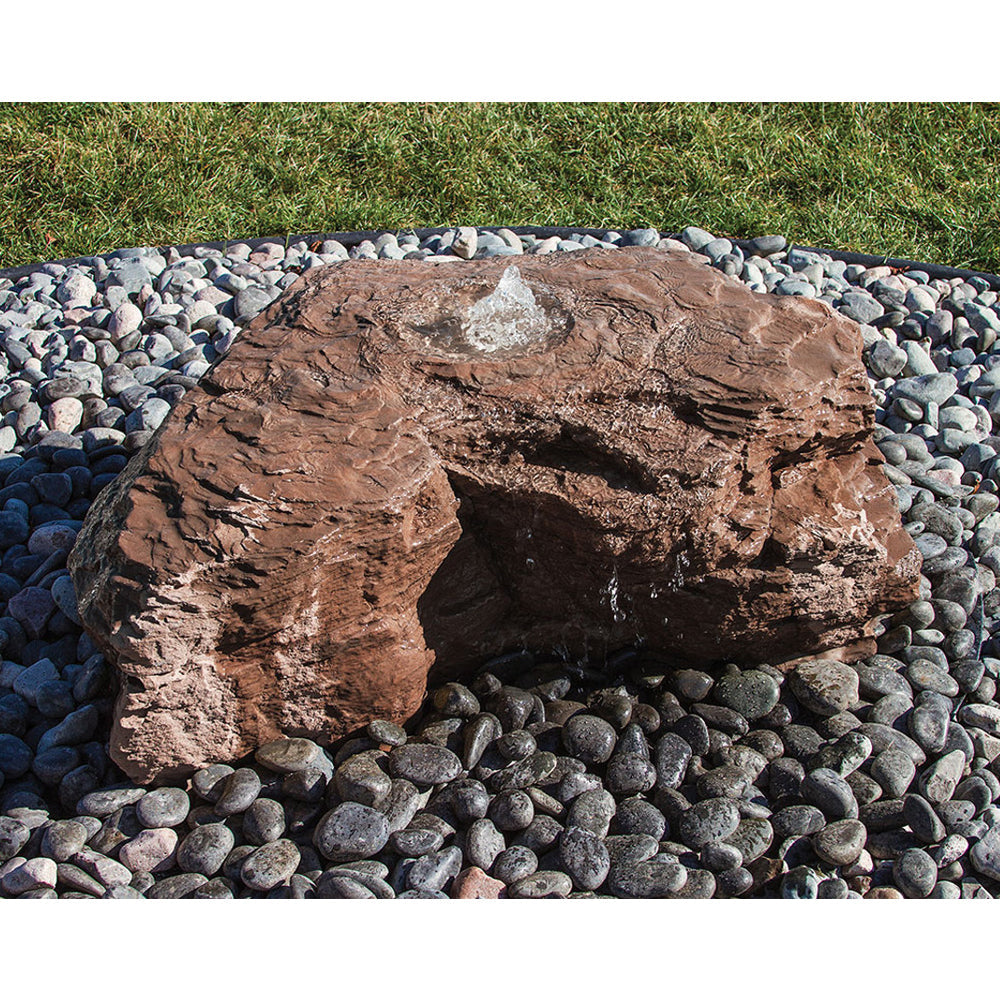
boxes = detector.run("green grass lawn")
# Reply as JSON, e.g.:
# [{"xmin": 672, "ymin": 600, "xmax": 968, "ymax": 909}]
[{"xmin": 2, "ymin": 102, "xmax": 999, "ymax": 272}]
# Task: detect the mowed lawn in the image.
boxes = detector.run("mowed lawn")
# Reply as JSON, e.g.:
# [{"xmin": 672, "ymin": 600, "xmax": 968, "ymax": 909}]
[{"xmin": 1, "ymin": 102, "xmax": 999, "ymax": 272}]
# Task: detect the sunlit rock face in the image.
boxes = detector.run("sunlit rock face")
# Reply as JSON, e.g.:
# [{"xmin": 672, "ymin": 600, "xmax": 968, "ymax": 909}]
[{"xmin": 68, "ymin": 247, "xmax": 920, "ymax": 783}]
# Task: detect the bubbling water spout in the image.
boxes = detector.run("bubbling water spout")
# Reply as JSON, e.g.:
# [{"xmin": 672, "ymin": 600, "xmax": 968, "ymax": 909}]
[{"xmin": 462, "ymin": 265, "xmax": 551, "ymax": 352}]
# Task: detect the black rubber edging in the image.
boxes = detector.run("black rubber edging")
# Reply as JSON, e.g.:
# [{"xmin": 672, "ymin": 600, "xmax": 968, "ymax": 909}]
[{"xmin": 2, "ymin": 226, "xmax": 999, "ymax": 291}]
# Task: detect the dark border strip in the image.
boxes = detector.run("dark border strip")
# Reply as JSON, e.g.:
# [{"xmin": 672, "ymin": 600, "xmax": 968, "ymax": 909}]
[{"xmin": 2, "ymin": 226, "xmax": 999, "ymax": 291}]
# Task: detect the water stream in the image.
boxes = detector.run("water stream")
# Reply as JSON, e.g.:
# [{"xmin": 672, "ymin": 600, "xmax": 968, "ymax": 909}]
[{"xmin": 462, "ymin": 265, "xmax": 551, "ymax": 352}]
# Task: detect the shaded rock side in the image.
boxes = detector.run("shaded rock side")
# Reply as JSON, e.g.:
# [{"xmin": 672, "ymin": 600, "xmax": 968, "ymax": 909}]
[{"xmin": 68, "ymin": 247, "xmax": 921, "ymax": 782}]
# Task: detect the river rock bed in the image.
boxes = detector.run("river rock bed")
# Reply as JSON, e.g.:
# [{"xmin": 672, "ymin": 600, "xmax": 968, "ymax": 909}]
[{"xmin": 1, "ymin": 226, "xmax": 1000, "ymax": 899}]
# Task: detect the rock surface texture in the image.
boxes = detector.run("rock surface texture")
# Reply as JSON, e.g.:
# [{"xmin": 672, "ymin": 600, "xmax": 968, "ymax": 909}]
[{"xmin": 68, "ymin": 247, "xmax": 920, "ymax": 782}]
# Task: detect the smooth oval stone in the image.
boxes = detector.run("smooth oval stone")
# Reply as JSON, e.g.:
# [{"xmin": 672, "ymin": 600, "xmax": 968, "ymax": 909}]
[
  {"xmin": 918, "ymin": 750, "xmax": 966, "ymax": 804},
  {"xmin": 768, "ymin": 758, "xmax": 805, "ymax": 801},
  {"xmin": 492, "ymin": 845, "xmax": 539, "ymax": 884},
  {"xmin": 856, "ymin": 662, "xmax": 913, "ymax": 700},
  {"xmin": 894, "ymin": 847, "xmax": 938, "ymax": 897},
  {"xmin": 781, "ymin": 724, "xmax": 825, "ymax": 760},
  {"xmin": 313, "ymin": 802, "xmax": 389, "ymax": 862},
  {"xmin": 870, "ymin": 749, "xmax": 917, "ymax": 799},
  {"xmin": 100, "ymin": 885, "xmax": 145, "ymax": 899},
  {"xmin": 559, "ymin": 826, "xmax": 610, "ymax": 891},
  {"xmin": 508, "ymin": 870, "xmax": 573, "ymax": 898},
  {"xmin": 488, "ymin": 751, "xmax": 557, "ymax": 792},
  {"xmin": 490, "ymin": 686, "xmax": 535, "ymax": 732},
  {"xmin": 317, "ymin": 875, "xmax": 376, "ymax": 898},
  {"xmin": 606, "ymin": 754, "xmax": 657, "ymax": 796},
  {"xmin": 56, "ymin": 862, "xmax": 105, "ymax": 897},
  {"xmin": 462, "ymin": 714, "xmax": 500, "ymax": 770},
  {"xmin": 566, "ymin": 789, "xmax": 616, "ymax": 838},
  {"xmin": 772, "ymin": 805, "xmax": 827, "ymax": 838},
  {"xmin": 447, "ymin": 778, "xmax": 490, "ymax": 823},
  {"xmin": 465, "ymin": 818, "xmax": 506, "ymax": 871},
  {"xmin": 906, "ymin": 661, "xmax": 960, "ymax": 697},
  {"xmin": 389, "ymin": 827, "xmax": 443, "ymax": 857},
  {"xmin": 176, "ymin": 823, "xmax": 235, "ymax": 876},
  {"xmin": 969, "ymin": 824, "xmax": 1000, "ymax": 881},
  {"xmin": 697, "ymin": 765, "xmax": 751, "ymax": 800},
  {"xmin": 213, "ymin": 768, "xmax": 262, "ymax": 816},
  {"xmin": 377, "ymin": 778, "xmax": 420, "ymax": 835},
  {"xmin": 692, "ymin": 704, "xmax": 749, "ymax": 735},
  {"xmin": 818, "ymin": 732, "xmax": 873, "ymax": 777},
  {"xmin": 526, "ymin": 786, "xmax": 565, "ymax": 819},
  {"xmin": 242, "ymin": 798, "xmax": 286, "ymax": 845},
  {"xmin": 136, "ymin": 787, "xmax": 190, "ymax": 828},
  {"xmin": 489, "ymin": 790, "xmax": 535, "ymax": 831},
  {"xmin": 190, "ymin": 877, "xmax": 236, "ymax": 900},
  {"xmin": 607, "ymin": 859, "xmax": 688, "ymax": 898},
  {"xmin": 255, "ymin": 737, "xmax": 324, "ymax": 774},
  {"xmin": 931, "ymin": 833, "xmax": 969, "ymax": 868},
  {"xmin": 367, "ymin": 719, "xmax": 407, "ymax": 746},
  {"xmin": 669, "ymin": 867, "xmax": 716, "ymax": 899},
  {"xmin": 496, "ymin": 730, "xmax": 537, "ymax": 762},
  {"xmin": 817, "ymin": 876, "xmax": 850, "ymax": 899},
  {"xmin": 326, "ymin": 867, "xmax": 394, "ymax": 899},
  {"xmin": 801, "ymin": 768, "xmax": 859, "ymax": 819},
  {"xmin": 117, "ymin": 827, "xmax": 178, "ymax": 873},
  {"xmin": 716, "ymin": 865, "xmax": 753, "ymax": 897},
  {"xmin": 1, "ymin": 856, "xmax": 57, "ymax": 894},
  {"xmin": 903, "ymin": 793, "xmax": 947, "ymax": 844},
  {"xmin": 711, "ymin": 667, "xmax": 780, "ymax": 721},
  {"xmin": 654, "ymin": 732, "xmax": 693, "ymax": 790},
  {"xmin": 739, "ymin": 729, "xmax": 785, "ymax": 761},
  {"xmin": 0, "ymin": 734, "xmax": 34, "ymax": 778},
  {"xmin": 191, "ymin": 764, "xmax": 235, "ymax": 803},
  {"xmin": 39, "ymin": 819, "xmax": 88, "ymax": 862},
  {"xmin": 512, "ymin": 815, "xmax": 564, "ymax": 853},
  {"xmin": 724, "ymin": 818, "xmax": 773, "ymax": 864},
  {"xmin": 240, "ymin": 839, "xmax": 300, "ymax": 891},
  {"xmin": 563, "ymin": 714, "xmax": 617, "ymax": 764},
  {"xmin": 431, "ymin": 682, "xmax": 480, "ymax": 718},
  {"xmin": 71, "ymin": 848, "xmax": 132, "ymax": 889},
  {"xmin": 388, "ymin": 744, "xmax": 462, "ymax": 785},
  {"xmin": 604, "ymin": 834, "xmax": 661, "ymax": 866},
  {"xmin": 812, "ymin": 819, "xmax": 867, "ymax": 866},
  {"xmin": 282, "ymin": 767, "xmax": 327, "ymax": 804},
  {"xmin": 678, "ymin": 797, "xmax": 740, "ymax": 850},
  {"xmin": 335, "ymin": 754, "xmax": 391, "ymax": 808},
  {"xmin": 0, "ymin": 816, "xmax": 31, "ymax": 862},
  {"xmin": 611, "ymin": 798, "xmax": 667, "ymax": 840},
  {"xmin": 406, "ymin": 845, "xmax": 462, "ymax": 892},
  {"xmin": 146, "ymin": 872, "xmax": 208, "ymax": 899},
  {"xmin": 789, "ymin": 660, "xmax": 860, "ymax": 716},
  {"xmin": 846, "ymin": 770, "xmax": 883, "ymax": 807},
  {"xmin": 700, "ymin": 841, "xmax": 743, "ymax": 872},
  {"xmin": 858, "ymin": 723, "xmax": 927, "ymax": 766}
]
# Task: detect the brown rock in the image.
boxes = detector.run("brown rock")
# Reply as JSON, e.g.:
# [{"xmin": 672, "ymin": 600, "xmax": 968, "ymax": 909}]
[
  {"xmin": 864, "ymin": 886, "xmax": 905, "ymax": 899},
  {"xmin": 68, "ymin": 247, "xmax": 920, "ymax": 782},
  {"xmin": 451, "ymin": 865, "xmax": 506, "ymax": 899}
]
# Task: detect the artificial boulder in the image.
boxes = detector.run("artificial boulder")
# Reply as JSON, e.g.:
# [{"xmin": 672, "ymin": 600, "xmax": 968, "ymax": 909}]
[{"xmin": 68, "ymin": 247, "xmax": 921, "ymax": 782}]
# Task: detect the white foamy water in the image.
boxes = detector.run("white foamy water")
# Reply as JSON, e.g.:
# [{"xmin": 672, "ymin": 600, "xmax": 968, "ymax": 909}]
[{"xmin": 462, "ymin": 265, "xmax": 550, "ymax": 351}]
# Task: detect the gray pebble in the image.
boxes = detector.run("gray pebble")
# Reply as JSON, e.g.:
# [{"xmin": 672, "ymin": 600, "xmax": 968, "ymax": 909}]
[
  {"xmin": 558, "ymin": 825, "xmax": 610, "ymax": 890},
  {"xmin": 388, "ymin": 744, "xmax": 462, "ymax": 785},
  {"xmin": 136, "ymin": 787, "xmax": 190, "ymax": 828},
  {"xmin": 313, "ymin": 802, "xmax": 389, "ymax": 862},
  {"xmin": 240, "ymin": 839, "xmax": 300, "ymax": 891},
  {"xmin": 176, "ymin": 823, "xmax": 235, "ymax": 876}
]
